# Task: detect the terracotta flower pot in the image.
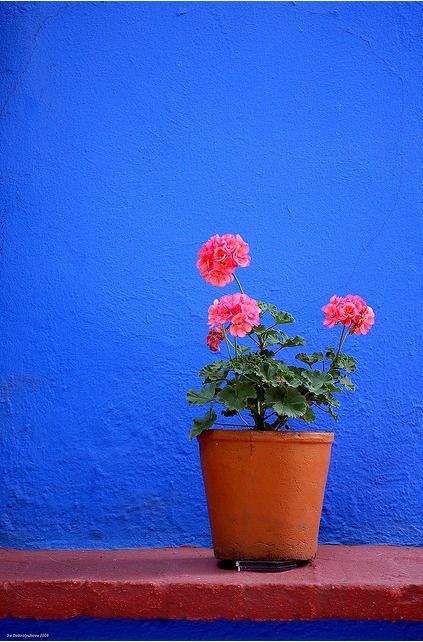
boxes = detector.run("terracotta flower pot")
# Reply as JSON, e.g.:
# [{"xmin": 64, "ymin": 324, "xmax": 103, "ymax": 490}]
[{"xmin": 198, "ymin": 429, "xmax": 334, "ymax": 561}]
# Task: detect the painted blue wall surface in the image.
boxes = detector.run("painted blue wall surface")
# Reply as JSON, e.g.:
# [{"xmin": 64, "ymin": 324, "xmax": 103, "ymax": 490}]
[
  {"xmin": 0, "ymin": 2, "xmax": 422, "ymax": 550},
  {"xmin": 1, "ymin": 619, "xmax": 423, "ymax": 642}
]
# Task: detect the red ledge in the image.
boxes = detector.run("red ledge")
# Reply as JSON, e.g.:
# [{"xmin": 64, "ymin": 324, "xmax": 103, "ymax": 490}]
[{"xmin": 0, "ymin": 545, "xmax": 422, "ymax": 621}]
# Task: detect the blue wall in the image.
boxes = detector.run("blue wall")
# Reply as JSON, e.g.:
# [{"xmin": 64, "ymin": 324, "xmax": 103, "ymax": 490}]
[
  {"xmin": 0, "ymin": 2, "xmax": 421, "ymax": 549},
  {"xmin": 2, "ymin": 618, "xmax": 423, "ymax": 642}
]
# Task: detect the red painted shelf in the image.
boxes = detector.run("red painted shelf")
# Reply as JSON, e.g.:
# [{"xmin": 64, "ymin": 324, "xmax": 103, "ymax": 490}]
[{"xmin": 0, "ymin": 545, "xmax": 422, "ymax": 621}]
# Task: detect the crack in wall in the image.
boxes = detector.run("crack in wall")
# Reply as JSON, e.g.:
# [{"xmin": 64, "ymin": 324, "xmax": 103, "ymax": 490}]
[
  {"xmin": 290, "ymin": 3, "xmax": 408, "ymax": 286},
  {"xmin": 0, "ymin": 3, "xmax": 71, "ymax": 118}
]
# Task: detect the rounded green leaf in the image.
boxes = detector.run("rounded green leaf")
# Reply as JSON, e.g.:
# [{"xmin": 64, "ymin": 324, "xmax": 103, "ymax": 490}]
[
  {"xmin": 265, "ymin": 387, "xmax": 308, "ymax": 418},
  {"xmin": 189, "ymin": 408, "xmax": 217, "ymax": 440},
  {"xmin": 186, "ymin": 383, "xmax": 217, "ymax": 406}
]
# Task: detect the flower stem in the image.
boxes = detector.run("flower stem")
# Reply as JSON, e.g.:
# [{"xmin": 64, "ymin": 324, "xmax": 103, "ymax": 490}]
[
  {"xmin": 222, "ymin": 329, "xmax": 233, "ymax": 362},
  {"xmin": 238, "ymin": 412, "xmax": 251, "ymax": 426},
  {"xmin": 233, "ymin": 273, "xmax": 244, "ymax": 294},
  {"xmin": 225, "ymin": 335, "xmax": 236, "ymax": 350},
  {"xmin": 333, "ymin": 324, "xmax": 350, "ymax": 366}
]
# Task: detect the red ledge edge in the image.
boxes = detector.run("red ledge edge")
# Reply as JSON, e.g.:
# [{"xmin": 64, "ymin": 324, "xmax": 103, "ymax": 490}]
[{"xmin": 0, "ymin": 545, "xmax": 422, "ymax": 621}]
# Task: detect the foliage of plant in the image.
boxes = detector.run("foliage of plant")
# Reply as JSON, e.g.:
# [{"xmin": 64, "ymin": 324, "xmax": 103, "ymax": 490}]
[{"xmin": 187, "ymin": 234, "xmax": 375, "ymax": 439}]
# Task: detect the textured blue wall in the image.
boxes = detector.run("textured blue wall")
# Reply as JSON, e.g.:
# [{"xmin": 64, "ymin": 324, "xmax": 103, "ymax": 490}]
[
  {"xmin": 0, "ymin": 2, "xmax": 421, "ymax": 549},
  {"xmin": 2, "ymin": 618, "xmax": 423, "ymax": 642}
]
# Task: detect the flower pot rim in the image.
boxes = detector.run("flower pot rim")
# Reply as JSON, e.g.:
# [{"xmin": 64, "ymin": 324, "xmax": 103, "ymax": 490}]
[{"xmin": 198, "ymin": 429, "xmax": 334, "ymax": 444}]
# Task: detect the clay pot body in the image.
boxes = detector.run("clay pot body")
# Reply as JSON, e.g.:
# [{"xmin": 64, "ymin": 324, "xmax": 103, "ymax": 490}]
[{"xmin": 198, "ymin": 430, "xmax": 334, "ymax": 561}]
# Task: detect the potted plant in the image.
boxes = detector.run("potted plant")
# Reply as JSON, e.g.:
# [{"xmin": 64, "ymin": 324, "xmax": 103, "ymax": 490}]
[{"xmin": 187, "ymin": 234, "xmax": 375, "ymax": 563}]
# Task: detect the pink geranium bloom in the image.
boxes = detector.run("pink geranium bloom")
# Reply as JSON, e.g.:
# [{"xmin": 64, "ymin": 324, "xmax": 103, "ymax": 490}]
[
  {"xmin": 350, "ymin": 305, "xmax": 375, "ymax": 335},
  {"xmin": 208, "ymin": 293, "xmax": 260, "ymax": 338},
  {"xmin": 207, "ymin": 268, "xmax": 234, "ymax": 288},
  {"xmin": 221, "ymin": 233, "xmax": 251, "ymax": 267},
  {"xmin": 197, "ymin": 234, "xmax": 251, "ymax": 286},
  {"xmin": 338, "ymin": 300, "xmax": 360, "ymax": 326},
  {"xmin": 323, "ymin": 294, "xmax": 375, "ymax": 335},
  {"xmin": 208, "ymin": 297, "xmax": 232, "ymax": 326},
  {"xmin": 206, "ymin": 327, "xmax": 225, "ymax": 352},
  {"xmin": 322, "ymin": 295, "xmax": 343, "ymax": 328},
  {"xmin": 229, "ymin": 312, "xmax": 254, "ymax": 337}
]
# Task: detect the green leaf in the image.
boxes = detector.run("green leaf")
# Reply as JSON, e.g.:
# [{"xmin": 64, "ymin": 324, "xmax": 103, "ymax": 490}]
[
  {"xmin": 232, "ymin": 358, "xmax": 256, "ymax": 378},
  {"xmin": 232, "ymin": 353, "xmax": 281, "ymax": 384},
  {"xmin": 252, "ymin": 324, "xmax": 268, "ymax": 335},
  {"xmin": 325, "ymin": 383, "xmax": 343, "ymax": 393},
  {"xmin": 257, "ymin": 302, "xmax": 295, "ymax": 325},
  {"xmin": 301, "ymin": 370, "xmax": 330, "ymax": 394},
  {"xmin": 334, "ymin": 353, "xmax": 357, "ymax": 373},
  {"xmin": 186, "ymin": 383, "xmax": 217, "ymax": 406},
  {"xmin": 257, "ymin": 302, "xmax": 277, "ymax": 315},
  {"xmin": 256, "ymin": 361, "xmax": 279, "ymax": 384},
  {"xmin": 248, "ymin": 324, "xmax": 284, "ymax": 347},
  {"xmin": 281, "ymin": 368, "xmax": 303, "ymax": 387},
  {"xmin": 265, "ymin": 387, "xmax": 308, "ymax": 418},
  {"xmin": 329, "ymin": 367, "xmax": 341, "ymax": 380},
  {"xmin": 262, "ymin": 329, "xmax": 281, "ymax": 345},
  {"xmin": 189, "ymin": 408, "xmax": 217, "ymax": 440},
  {"xmin": 199, "ymin": 361, "xmax": 230, "ymax": 382},
  {"xmin": 325, "ymin": 347, "xmax": 336, "ymax": 359},
  {"xmin": 237, "ymin": 345, "xmax": 251, "ymax": 354},
  {"xmin": 328, "ymin": 407, "xmax": 339, "ymax": 422},
  {"xmin": 296, "ymin": 352, "xmax": 324, "ymax": 366},
  {"xmin": 273, "ymin": 310, "xmax": 295, "ymax": 324},
  {"xmin": 301, "ymin": 406, "xmax": 316, "ymax": 424},
  {"xmin": 218, "ymin": 381, "xmax": 257, "ymax": 412},
  {"xmin": 282, "ymin": 335, "xmax": 306, "ymax": 348},
  {"xmin": 275, "ymin": 330, "xmax": 288, "ymax": 343},
  {"xmin": 339, "ymin": 375, "xmax": 357, "ymax": 391}
]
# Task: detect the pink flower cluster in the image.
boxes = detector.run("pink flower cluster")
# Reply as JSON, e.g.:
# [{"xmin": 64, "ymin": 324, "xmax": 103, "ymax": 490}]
[
  {"xmin": 322, "ymin": 295, "xmax": 375, "ymax": 335},
  {"xmin": 197, "ymin": 234, "xmax": 251, "ymax": 287},
  {"xmin": 208, "ymin": 293, "xmax": 261, "ymax": 338}
]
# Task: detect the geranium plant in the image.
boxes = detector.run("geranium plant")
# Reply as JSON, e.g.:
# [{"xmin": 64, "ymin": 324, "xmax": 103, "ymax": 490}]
[{"xmin": 187, "ymin": 234, "xmax": 375, "ymax": 439}]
